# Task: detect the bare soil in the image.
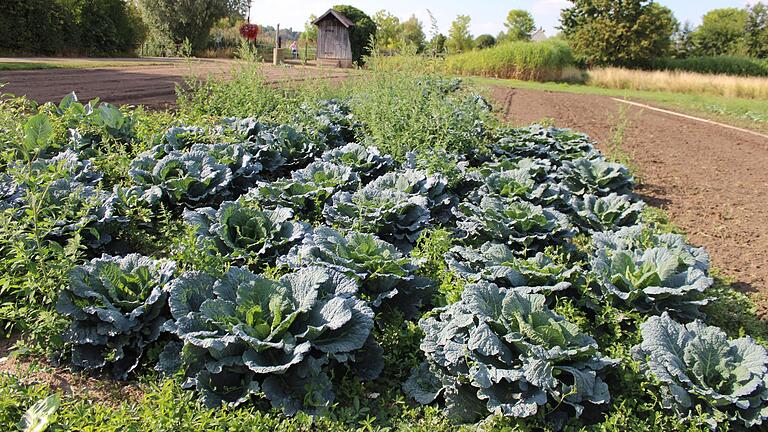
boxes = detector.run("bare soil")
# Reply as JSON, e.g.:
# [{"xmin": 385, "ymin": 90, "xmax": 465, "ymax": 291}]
[
  {"xmin": 488, "ymin": 85, "xmax": 768, "ymax": 296},
  {"xmin": 0, "ymin": 59, "xmax": 351, "ymax": 109}
]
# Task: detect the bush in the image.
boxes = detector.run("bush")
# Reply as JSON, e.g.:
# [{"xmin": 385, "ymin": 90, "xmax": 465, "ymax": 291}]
[
  {"xmin": 648, "ymin": 56, "xmax": 768, "ymax": 77},
  {"xmin": 444, "ymin": 40, "xmax": 575, "ymax": 81},
  {"xmin": 0, "ymin": 0, "xmax": 144, "ymax": 56}
]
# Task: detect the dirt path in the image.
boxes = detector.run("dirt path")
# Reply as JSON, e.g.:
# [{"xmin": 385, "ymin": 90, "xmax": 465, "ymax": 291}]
[
  {"xmin": 0, "ymin": 60, "xmax": 351, "ymax": 109},
  {"xmin": 488, "ymin": 85, "xmax": 768, "ymax": 295}
]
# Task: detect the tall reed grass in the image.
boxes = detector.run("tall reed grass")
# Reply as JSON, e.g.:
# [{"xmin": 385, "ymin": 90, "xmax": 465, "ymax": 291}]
[
  {"xmin": 648, "ymin": 56, "xmax": 768, "ymax": 78},
  {"xmin": 587, "ymin": 67, "xmax": 768, "ymax": 100},
  {"xmin": 443, "ymin": 40, "xmax": 576, "ymax": 82}
]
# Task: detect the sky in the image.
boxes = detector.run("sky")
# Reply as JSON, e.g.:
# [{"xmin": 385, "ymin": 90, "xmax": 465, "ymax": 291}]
[{"xmin": 249, "ymin": 0, "xmax": 755, "ymax": 37}]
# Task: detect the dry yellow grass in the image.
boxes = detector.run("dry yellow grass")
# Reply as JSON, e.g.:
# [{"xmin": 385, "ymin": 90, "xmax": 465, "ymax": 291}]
[{"xmin": 587, "ymin": 67, "xmax": 768, "ymax": 100}]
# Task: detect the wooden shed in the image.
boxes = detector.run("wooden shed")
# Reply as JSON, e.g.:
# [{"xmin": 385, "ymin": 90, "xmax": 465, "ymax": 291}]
[{"xmin": 313, "ymin": 9, "xmax": 354, "ymax": 68}]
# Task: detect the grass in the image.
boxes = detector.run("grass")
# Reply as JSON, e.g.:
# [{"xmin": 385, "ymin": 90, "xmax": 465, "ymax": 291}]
[
  {"xmin": 648, "ymin": 56, "xmax": 768, "ymax": 77},
  {"xmin": 588, "ymin": 67, "xmax": 768, "ymax": 100},
  {"xmin": 444, "ymin": 39, "xmax": 576, "ymax": 81},
  {"xmin": 473, "ymin": 76, "xmax": 768, "ymax": 134}
]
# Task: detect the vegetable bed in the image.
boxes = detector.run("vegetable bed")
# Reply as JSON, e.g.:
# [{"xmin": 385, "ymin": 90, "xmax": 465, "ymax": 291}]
[{"xmin": 0, "ymin": 73, "xmax": 767, "ymax": 431}]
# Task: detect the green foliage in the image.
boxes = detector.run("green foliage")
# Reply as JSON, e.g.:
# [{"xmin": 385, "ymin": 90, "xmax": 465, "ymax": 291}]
[
  {"xmin": 137, "ymin": 0, "xmax": 243, "ymax": 51},
  {"xmin": 0, "ymin": 0, "xmax": 143, "ymax": 56},
  {"xmin": 561, "ymin": 0, "xmax": 678, "ymax": 67},
  {"xmin": 503, "ymin": 9, "xmax": 536, "ymax": 42},
  {"xmin": 746, "ymin": 2, "xmax": 768, "ymax": 59},
  {"xmin": 332, "ymin": 5, "xmax": 376, "ymax": 65},
  {"xmin": 445, "ymin": 39, "xmax": 575, "ymax": 81},
  {"xmin": 373, "ymin": 10, "xmax": 401, "ymax": 51},
  {"xmin": 400, "ymin": 15, "xmax": 427, "ymax": 52},
  {"xmin": 474, "ymin": 34, "xmax": 496, "ymax": 50},
  {"xmin": 446, "ymin": 15, "xmax": 473, "ymax": 53},
  {"xmin": 692, "ymin": 8, "xmax": 748, "ymax": 57},
  {"xmin": 648, "ymin": 55, "xmax": 768, "ymax": 77}
]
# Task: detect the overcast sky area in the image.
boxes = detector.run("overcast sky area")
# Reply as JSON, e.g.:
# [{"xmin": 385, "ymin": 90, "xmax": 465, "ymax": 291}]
[{"xmin": 250, "ymin": 0, "xmax": 755, "ymax": 37}]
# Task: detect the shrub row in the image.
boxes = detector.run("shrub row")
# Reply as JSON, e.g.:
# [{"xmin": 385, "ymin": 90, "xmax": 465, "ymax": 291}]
[
  {"xmin": 0, "ymin": 0, "xmax": 144, "ymax": 56},
  {"xmin": 648, "ymin": 56, "xmax": 768, "ymax": 77}
]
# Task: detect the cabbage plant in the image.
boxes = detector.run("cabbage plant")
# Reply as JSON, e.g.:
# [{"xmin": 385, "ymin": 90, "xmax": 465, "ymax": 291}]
[
  {"xmin": 591, "ymin": 226, "xmax": 712, "ymax": 319},
  {"xmin": 321, "ymin": 143, "xmax": 395, "ymax": 182},
  {"xmin": 493, "ymin": 125, "xmax": 597, "ymax": 165},
  {"xmin": 632, "ymin": 313, "xmax": 768, "ymax": 428},
  {"xmin": 56, "ymin": 254, "xmax": 176, "ymax": 379},
  {"xmin": 161, "ymin": 266, "xmax": 378, "ymax": 413},
  {"xmin": 447, "ymin": 242, "xmax": 579, "ymax": 290},
  {"xmin": 470, "ymin": 168, "xmax": 569, "ymax": 209},
  {"xmin": 569, "ymin": 193, "xmax": 644, "ymax": 232},
  {"xmin": 129, "ymin": 150, "xmax": 233, "ymax": 207},
  {"xmin": 280, "ymin": 226, "xmax": 432, "ymax": 315},
  {"xmin": 249, "ymin": 161, "xmax": 359, "ymax": 219},
  {"xmin": 558, "ymin": 157, "xmax": 634, "ymax": 196},
  {"xmin": 183, "ymin": 200, "xmax": 308, "ymax": 265},
  {"xmin": 405, "ymin": 283, "xmax": 615, "ymax": 425},
  {"xmin": 454, "ymin": 195, "xmax": 573, "ymax": 253},
  {"xmin": 324, "ymin": 185, "xmax": 430, "ymax": 246}
]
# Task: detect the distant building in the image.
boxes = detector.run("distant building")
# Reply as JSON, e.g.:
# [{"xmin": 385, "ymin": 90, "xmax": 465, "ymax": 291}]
[
  {"xmin": 530, "ymin": 27, "xmax": 547, "ymax": 42},
  {"xmin": 313, "ymin": 9, "xmax": 354, "ymax": 68}
]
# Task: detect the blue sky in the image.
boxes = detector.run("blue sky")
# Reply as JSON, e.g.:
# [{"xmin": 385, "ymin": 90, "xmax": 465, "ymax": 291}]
[{"xmin": 251, "ymin": 0, "xmax": 753, "ymax": 37}]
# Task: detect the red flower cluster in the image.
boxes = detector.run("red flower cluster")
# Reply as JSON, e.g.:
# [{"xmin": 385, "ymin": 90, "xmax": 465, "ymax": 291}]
[{"xmin": 239, "ymin": 24, "xmax": 260, "ymax": 41}]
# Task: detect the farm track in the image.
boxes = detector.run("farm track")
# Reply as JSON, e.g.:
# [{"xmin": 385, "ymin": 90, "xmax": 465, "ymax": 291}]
[
  {"xmin": 489, "ymin": 86, "xmax": 768, "ymax": 301},
  {"xmin": 2, "ymin": 64, "xmax": 766, "ymax": 300},
  {"xmin": 0, "ymin": 60, "xmax": 352, "ymax": 109}
]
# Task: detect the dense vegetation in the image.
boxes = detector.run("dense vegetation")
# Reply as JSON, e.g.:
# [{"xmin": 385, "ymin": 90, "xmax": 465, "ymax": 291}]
[
  {"xmin": 1, "ymin": 66, "xmax": 767, "ymax": 431},
  {"xmin": 0, "ymin": 0, "xmax": 144, "ymax": 56},
  {"xmin": 648, "ymin": 56, "xmax": 768, "ymax": 77}
]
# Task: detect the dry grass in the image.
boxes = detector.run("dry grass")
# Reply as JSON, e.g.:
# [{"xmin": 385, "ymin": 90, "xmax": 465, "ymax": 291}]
[{"xmin": 588, "ymin": 67, "xmax": 768, "ymax": 100}]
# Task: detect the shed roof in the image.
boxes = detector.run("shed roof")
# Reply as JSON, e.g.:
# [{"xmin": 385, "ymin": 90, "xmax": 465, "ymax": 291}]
[{"xmin": 312, "ymin": 9, "xmax": 355, "ymax": 28}]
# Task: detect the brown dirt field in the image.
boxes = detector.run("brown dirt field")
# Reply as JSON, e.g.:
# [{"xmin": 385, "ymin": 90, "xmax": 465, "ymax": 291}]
[
  {"xmin": 488, "ymin": 85, "xmax": 768, "ymax": 297},
  {"xmin": 0, "ymin": 59, "xmax": 351, "ymax": 109}
]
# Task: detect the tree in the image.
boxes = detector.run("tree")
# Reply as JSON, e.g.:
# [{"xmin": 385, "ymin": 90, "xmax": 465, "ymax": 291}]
[
  {"xmin": 560, "ymin": 0, "xmax": 678, "ymax": 67},
  {"xmin": 301, "ymin": 14, "xmax": 318, "ymax": 43},
  {"xmin": 333, "ymin": 5, "xmax": 376, "ymax": 64},
  {"xmin": 746, "ymin": 2, "xmax": 768, "ymax": 58},
  {"xmin": 474, "ymin": 34, "xmax": 496, "ymax": 49},
  {"xmin": 504, "ymin": 9, "xmax": 535, "ymax": 41},
  {"xmin": 431, "ymin": 33, "xmax": 447, "ymax": 55},
  {"xmin": 672, "ymin": 21, "xmax": 695, "ymax": 58},
  {"xmin": 373, "ymin": 10, "xmax": 400, "ymax": 51},
  {"xmin": 447, "ymin": 15, "xmax": 473, "ymax": 53},
  {"xmin": 399, "ymin": 15, "xmax": 426, "ymax": 51},
  {"xmin": 138, "ymin": 0, "xmax": 246, "ymax": 50},
  {"xmin": 692, "ymin": 8, "xmax": 748, "ymax": 56}
]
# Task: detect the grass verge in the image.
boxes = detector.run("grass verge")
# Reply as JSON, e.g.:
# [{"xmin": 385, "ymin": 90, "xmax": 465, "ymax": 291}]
[{"xmin": 472, "ymin": 76, "xmax": 768, "ymax": 134}]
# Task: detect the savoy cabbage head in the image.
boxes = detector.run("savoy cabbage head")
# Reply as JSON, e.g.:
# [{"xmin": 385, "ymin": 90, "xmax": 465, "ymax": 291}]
[
  {"xmin": 161, "ymin": 266, "xmax": 379, "ymax": 413},
  {"xmin": 632, "ymin": 313, "xmax": 768, "ymax": 428},
  {"xmin": 591, "ymin": 226, "xmax": 712, "ymax": 319},
  {"xmin": 129, "ymin": 150, "xmax": 233, "ymax": 208},
  {"xmin": 183, "ymin": 200, "xmax": 309, "ymax": 265},
  {"xmin": 454, "ymin": 195, "xmax": 573, "ymax": 253},
  {"xmin": 558, "ymin": 157, "xmax": 634, "ymax": 197},
  {"xmin": 57, "ymin": 254, "xmax": 176, "ymax": 379},
  {"xmin": 324, "ymin": 185, "xmax": 431, "ymax": 247},
  {"xmin": 248, "ymin": 161, "xmax": 359, "ymax": 219},
  {"xmin": 569, "ymin": 193, "xmax": 644, "ymax": 233},
  {"xmin": 280, "ymin": 226, "xmax": 432, "ymax": 316},
  {"xmin": 446, "ymin": 242, "xmax": 579, "ymax": 291},
  {"xmin": 405, "ymin": 283, "xmax": 615, "ymax": 426},
  {"xmin": 321, "ymin": 143, "xmax": 395, "ymax": 183}
]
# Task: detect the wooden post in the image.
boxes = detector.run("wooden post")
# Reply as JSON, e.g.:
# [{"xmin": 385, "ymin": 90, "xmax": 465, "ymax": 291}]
[{"xmin": 273, "ymin": 24, "xmax": 283, "ymax": 65}]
